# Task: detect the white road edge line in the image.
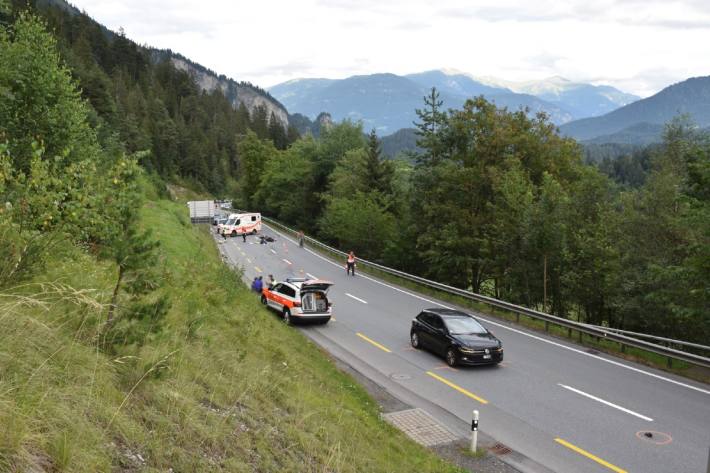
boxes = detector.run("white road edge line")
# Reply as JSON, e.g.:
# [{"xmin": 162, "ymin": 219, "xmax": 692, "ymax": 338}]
[
  {"xmin": 558, "ymin": 384, "xmax": 653, "ymax": 422},
  {"xmin": 263, "ymin": 224, "xmax": 710, "ymax": 396},
  {"xmin": 346, "ymin": 293, "xmax": 368, "ymax": 304},
  {"xmin": 282, "ymin": 258, "xmax": 292, "ymax": 265},
  {"xmin": 270, "ymin": 249, "xmax": 277, "ymax": 254},
  {"xmin": 306, "ymin": 273, "xmax": 317, "ymax": 280}
]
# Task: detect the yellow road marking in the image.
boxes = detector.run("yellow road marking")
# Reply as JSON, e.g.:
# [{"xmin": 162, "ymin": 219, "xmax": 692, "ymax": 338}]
[
  {"xmin": 426, "ymin": 371, "xmax": 488, "ymax": 404},
  {"xmin": 254, "ymin": 266, "xmax": 262, "ymax": 273},
  {"xmin": 356, "ymin": 333, "xmax": 391, "ymax": 353},
  {"xmin": 555, "ymin": 438, "xmax": 627, "ymax": 473}
]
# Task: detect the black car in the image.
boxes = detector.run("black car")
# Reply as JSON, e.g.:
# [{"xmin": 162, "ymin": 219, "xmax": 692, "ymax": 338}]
[{"xmin": 410, "ymin": 308, "xmax": 503, "ymax": 367}]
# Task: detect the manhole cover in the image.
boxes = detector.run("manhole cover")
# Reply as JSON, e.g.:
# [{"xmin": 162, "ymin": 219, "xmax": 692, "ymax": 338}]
[
  {"xmin": 489, "ymin": 442, "xmax": 512, "ymax": 455},
  {"xmin": 390, "ymin": 373, "xmax": 411, "ymax": 380},
  {"xmin": 636, "ymin": 431, "xmax": 672, "ymax": 445}
]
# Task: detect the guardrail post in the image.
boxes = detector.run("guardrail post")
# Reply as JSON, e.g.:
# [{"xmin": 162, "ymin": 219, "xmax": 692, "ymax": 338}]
[
  {"xmin": 667, "ymin": 357, "xmax": 672, "ymax": 369},
  {"xmin": 471, "ymin": 410, "xmax": 479, "ymax": 453},
  {"xmin": 621, "ymin": 343, "xmax": 626, "ymax": 353},
  {"xmin": 545, "ymin": 321, "xmax": 549, "ymax": 332}
]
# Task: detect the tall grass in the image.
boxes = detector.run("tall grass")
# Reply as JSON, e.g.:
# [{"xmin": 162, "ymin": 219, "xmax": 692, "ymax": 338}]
[{"xmin": 0, "ymin": 197, "xmax": 465, "ymax": 472}]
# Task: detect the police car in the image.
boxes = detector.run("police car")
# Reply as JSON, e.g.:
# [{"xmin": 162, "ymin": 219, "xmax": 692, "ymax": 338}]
[{"xmin": 261, "ymin": 277, "xmax": 333, "ymax": 325}]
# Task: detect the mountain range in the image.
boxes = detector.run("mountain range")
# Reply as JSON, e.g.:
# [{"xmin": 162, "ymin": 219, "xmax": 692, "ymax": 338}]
[
  {"xmin": 269, "ymin": 70, "xmax": 639, "ymax": 134},
  {"xmin": 559, "ymin": 76, "xmax": 710, "ymax": 143}
]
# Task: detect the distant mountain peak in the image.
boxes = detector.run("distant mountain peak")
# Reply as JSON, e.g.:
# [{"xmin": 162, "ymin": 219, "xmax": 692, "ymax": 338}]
[
  {"xmin": 438, "ymin": 67, "xmax": 469, "ymax": 76},
  {"xmin": 560, "ymin": 75, "xmax": 710, "ymax": 143}
]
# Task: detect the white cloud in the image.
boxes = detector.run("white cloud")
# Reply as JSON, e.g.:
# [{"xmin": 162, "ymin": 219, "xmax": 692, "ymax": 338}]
[{"xmin": 70, "ymin": 0, "xmax": 710, "ymax": 97}]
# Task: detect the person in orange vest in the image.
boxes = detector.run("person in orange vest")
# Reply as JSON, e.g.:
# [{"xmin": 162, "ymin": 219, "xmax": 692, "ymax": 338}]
[{"xmin": 346, "ymin": 251, "xmax": 356, "ymax": 276}]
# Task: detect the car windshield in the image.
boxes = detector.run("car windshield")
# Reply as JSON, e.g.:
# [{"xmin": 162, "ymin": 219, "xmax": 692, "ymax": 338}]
[
  {"xmin": 445, "ymin": 317, "xmax": 487, "ymax": 335},
  {"xmin": 225, "ymin": 219, "xmax": 235, "ymax": 225}
]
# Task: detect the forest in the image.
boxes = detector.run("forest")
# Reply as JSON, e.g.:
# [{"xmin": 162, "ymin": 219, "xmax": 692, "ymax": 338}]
[{"xmin": 250, "ymin": 91, "xmax": 709, "ymax": 345}]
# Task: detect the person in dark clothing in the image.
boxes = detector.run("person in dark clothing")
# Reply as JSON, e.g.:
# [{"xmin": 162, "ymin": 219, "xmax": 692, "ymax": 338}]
[
  {"xmin": 242, "ymin": 232, "xmax": 247, "ymax": 242},
  {"xmin": 251, "ymin": 277, "xmax": 258, "ymax": 292},
  {"xmin": 254, "ymin": 276, "xmax": 263, "ymax": 293}
]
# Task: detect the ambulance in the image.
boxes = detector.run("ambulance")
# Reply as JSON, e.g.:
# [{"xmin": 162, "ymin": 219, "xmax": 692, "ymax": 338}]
[{"xmin": 218, "ymin": 212, "xmax": 262, "ymax": 237}]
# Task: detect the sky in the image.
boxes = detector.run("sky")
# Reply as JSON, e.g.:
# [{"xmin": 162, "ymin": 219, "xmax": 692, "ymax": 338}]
[{"xmin": 69, "ymin": 0, "xmax": 710, "ymax": 97}]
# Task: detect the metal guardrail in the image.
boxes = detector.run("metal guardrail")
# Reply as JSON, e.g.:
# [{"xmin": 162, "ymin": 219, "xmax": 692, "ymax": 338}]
[
  {"xmin": 262, "ymin": 216, "xmax": 710, "ymax": 370},
  {"xmin": 581, "ymin": 325, "xmax": 710, "ymax": 352}
]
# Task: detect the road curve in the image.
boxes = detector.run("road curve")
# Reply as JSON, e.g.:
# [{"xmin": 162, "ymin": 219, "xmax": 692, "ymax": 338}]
[{"xmin": 216, "ymin": 225, "xmax": 710, "ymax": 473}]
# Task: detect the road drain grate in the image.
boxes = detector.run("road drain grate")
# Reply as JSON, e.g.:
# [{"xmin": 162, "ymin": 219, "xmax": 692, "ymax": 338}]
[{"xmin": 489, "ymin": 442, "xmax": 512, "ymax": 455}]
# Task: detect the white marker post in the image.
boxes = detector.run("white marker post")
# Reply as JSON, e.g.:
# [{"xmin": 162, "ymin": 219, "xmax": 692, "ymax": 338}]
[{"xmin": 471, "ymin": 410, "xmax": 479, "ymax": 453}]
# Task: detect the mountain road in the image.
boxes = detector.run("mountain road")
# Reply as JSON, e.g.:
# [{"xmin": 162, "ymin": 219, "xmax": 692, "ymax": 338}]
[{"xmin": 215, "ymin": 225, "xmax": 710, "ymax": 473}]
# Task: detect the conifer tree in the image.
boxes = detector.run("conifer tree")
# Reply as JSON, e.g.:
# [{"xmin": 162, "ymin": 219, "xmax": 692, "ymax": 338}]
[
  {"xmin": 363, "ymin": 129, "xmax": 394, "ymax": 199},
  {"xmin": 414, "ymin": 87, "xmax": 446, "ymax": 165}
]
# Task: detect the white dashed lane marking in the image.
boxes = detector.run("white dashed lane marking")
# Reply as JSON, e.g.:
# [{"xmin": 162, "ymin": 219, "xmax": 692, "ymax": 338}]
[
  {"xmin": 558, "ymin": 384, "xmax": 653, "ymax": 422},
  {"xmin": 346, "ymin": 293, "xmax": 368, "ymax": 304}
]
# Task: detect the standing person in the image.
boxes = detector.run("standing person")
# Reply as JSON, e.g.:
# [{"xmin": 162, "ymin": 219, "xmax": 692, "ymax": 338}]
[
  {"xmin": 251, "ymin": 277, "xmax": 258, "ymax": 292},
  {"xmin": 267, "ymin": 274, "xmax": 275, "ymax": 289},
  {"xmin": 346, "ymin": 251, "xmax": 356, "ymax": 276},
  {"xmin": 254, "ymin": 276, "xmax": 263, "ymax": 294},
  {"xmin": 298, "ymin": 230, "xmax": 305, "ymax": 248},
  {"xmin": 242, "ymin": 231, "xmax": 247, "ymax": 243}
]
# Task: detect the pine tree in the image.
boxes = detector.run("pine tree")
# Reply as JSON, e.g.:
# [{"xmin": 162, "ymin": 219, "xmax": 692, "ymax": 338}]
[
  {"xmin": 363, "ymin": 129, "xmax": 394, "ymax": 198},
  {"xmin": 414, "ymin": 87, "xmax": 447, "ymax": 165},
  {"xmin": 268, "ymin": 112, "xmax": 287, "ymax": 150}
]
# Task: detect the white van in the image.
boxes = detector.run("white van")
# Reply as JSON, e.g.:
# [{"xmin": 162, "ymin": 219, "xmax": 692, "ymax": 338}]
[{"xmin": 218, "ymin": 213, "xmax": 262, "ymax": 237}]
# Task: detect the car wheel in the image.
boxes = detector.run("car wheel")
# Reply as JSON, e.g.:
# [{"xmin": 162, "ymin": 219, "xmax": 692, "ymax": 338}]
[
  {"xmin": 260, "ymin": 295, "xmax": 267, "ymax": 305},
  {"xmin": 445, "ymin": 348, "xmax": 458, "ymax": 367},
  {"xmin": 411, "ymin": 332, "xmax": 421, "ymax": 349},
  {"xmin": 231, "ymin": 230, "xmax": 237, "ymax": 237},
  {"xmin": 283, "ymin": 308, "xmax": 292, "ymax": 325},
  {"xmin": 252, "ymin": 229, "xmax": 257, "ymax": 235}
]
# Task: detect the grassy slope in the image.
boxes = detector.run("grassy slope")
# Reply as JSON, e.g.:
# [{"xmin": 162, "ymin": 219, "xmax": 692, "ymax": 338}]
[{"xmin": 0, "ymin": 195, "xmax": 464, "ymax": 472}]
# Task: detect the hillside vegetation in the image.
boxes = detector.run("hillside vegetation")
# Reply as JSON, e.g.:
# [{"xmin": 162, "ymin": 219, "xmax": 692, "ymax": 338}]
[
  {"xmin": 0, "ymin": 7, "xmax": 463, "ymax": 472},
  {"xmin": 1, "ymin": 195, "xmax": 463, "ymax": 472},
  {"xmin": 5, "ymin": 0, "xmax": 298, "ymax": 195}
]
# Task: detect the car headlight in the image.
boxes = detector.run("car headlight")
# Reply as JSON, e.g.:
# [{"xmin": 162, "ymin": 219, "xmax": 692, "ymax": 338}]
[{"xmin": 459, "ymin": 347, "xmax": 478, "ymax": 354}]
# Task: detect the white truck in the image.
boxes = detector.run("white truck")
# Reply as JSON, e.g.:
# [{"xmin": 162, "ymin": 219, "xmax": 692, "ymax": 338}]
[
  {"xmin": 218, "ymin": 212, "xmax": 262, "ymax": 237},
  {"xmin": 188, "ymin": 200, "xmax": 218, "ymax": 223}
]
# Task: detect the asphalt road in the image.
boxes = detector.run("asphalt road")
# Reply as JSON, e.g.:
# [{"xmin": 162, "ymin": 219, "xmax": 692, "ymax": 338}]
[{"xmin": 215, "ymin": 225, "xmax": 710, "ymax": 473}]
